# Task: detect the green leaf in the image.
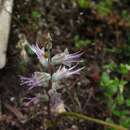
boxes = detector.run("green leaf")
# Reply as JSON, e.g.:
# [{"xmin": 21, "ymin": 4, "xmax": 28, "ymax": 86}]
[
  {"xmin": 78, "ymin": 0, "xmax": 91, "ymax": 8},
  {"xmin": 96, "ymin": 0, "xmax": 113, "ymax": 16},
  {"xmin": 119, "ymin": 116, "xmax": 130, "ymax": 128},
  {"xmin": 116, "ymin": 95, "xmax": 125, "ymax": 105},
  {"xmin": 100, "ymin": 72, "xmax": 110, "ymax": 86},
  {"xmin": 126, "ymin": 99, "xmax": 130, "ymax": 107},
  {"xmin": 106, "ymin": 79, "xmax": 119, "ymax": 96},
  {"xmin": 119, "ymin": 64, "xmax": 130, "ymax": 75},
  {"xmin": 118, "ymin": 80, "xmax": 127, "ymax": 94},
  {"xmin": 100, "ymin": 73, "xmax": 119, "ymax": 96},
  {"xmin": 112, "ymin": 109, "xmax": 129, "ymax": 117},
  {"xmin": 103, "ymin": 63, "xmax": 117, "ymax": 71},
  {"xmin": 32, "ymin": 11, "xmax": 41, "ymax": 18}
]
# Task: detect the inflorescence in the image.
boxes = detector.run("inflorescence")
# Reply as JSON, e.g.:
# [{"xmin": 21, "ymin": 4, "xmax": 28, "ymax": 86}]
[{"xmin": 20, "ymin": 39, "xmax": 84, "ymax": 114}]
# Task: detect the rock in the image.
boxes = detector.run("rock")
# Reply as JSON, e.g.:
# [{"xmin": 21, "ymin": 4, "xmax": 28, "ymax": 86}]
[{"xmin": 0, "ymin": 0, "xmax": 13, "ymax": 69}]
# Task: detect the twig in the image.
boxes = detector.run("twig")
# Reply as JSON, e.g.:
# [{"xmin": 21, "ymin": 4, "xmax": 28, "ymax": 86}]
[{"xmin": 60, "ymin": 112, "xmax": 128, "ymax": 130}]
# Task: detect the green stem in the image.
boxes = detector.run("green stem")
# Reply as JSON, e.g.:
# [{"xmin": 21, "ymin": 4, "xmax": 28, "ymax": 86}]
[{"xmin": 60, "ymin": 112, "xmax": 127, "ymax": 130}]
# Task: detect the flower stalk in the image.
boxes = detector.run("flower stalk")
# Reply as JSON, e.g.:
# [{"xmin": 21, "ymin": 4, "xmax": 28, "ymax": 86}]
[
  {"xmin": 60, "ymin": 112, "xmax": 127, "ymax": 130},
  {"xmin": 46, "ymin": 36, "xmax": 53, "ymax": 118}
]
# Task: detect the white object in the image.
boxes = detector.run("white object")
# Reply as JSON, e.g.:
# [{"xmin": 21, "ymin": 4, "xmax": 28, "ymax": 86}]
[{"xmin": 0, "ymin": 0, "xmax": 13, "ymax": 68}]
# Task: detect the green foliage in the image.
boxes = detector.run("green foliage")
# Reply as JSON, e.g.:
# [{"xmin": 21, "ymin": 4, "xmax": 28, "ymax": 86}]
[
  {"xmin": 77, "ymin": 0, "xmax": 113, "ymax": 16},
  {"xmin": 126, "ymin": 99, "xmax": 130, "ymax": 107},
  {"xmin": 100, "ymin": 72, "xmax": 127, "ymax": 98},
  {"xmin": 112, "ymin": 109, "xmax": 129, "ymax": 117},
  {"xmin": 119, "ymin": 64, "xmax": 130, "ymax": 75},
  {"xmin": 103, "ymin": 63, "xmax": 117, "ymax": 71},
  {"xmin": 108, "ymin": 110, "xmax": 130, "ymax": 129},
  {"xmin": 32, "ymin": 10, "xmax": 42, "ymax": 19},
  {"xmin": 77, "ymin": 0, "xmax": 130, "ymax": 23},
  {"xmin": 77, "ymin": 0, "xmax": 91, "ymax": 8},
  {"xmin": 119, "ymin": 116, "xmax": 130, "ymax": 128},
  {"xmin": 74, "ymin": 35, "xmax": 94, "ymax": 48},
  {"xmin": 100, "ymin": 72, "xmax": 118, "ymax": 97},
  {"xmin": 96, "ymin": 0, "xmax": 113, "ymax": 16},
  {"xmin": 100, "ymin": 63, "xmax": 130, "ymax": 128},
  {"xmin": 121, "ymin": 10, "xmax": 130, "ymax": 25}
]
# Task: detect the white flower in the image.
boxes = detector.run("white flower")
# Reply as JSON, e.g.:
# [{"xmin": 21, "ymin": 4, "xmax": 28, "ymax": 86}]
[
  {"xmin": 20, "ymin": 72, "xmax": 51, "ymax": 90},
  {"xmin": 52, "ymin": 48, "xmax": 83, "ymax": 67},
  {"xmin": 30, "ymin": 44, "xmax": 83, "ymax": 68},
  {"xmin": 29, "ymin": 44, "xmax": 48, "ymax": 67},
  {"xmin": 52, "ymin": 65, "xmax": 85, "ymax": 81}
]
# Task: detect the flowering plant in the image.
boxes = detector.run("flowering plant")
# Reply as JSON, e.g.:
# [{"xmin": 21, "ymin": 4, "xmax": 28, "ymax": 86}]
[
  {"xmin": 20, "ymin": 33, "xmax": 84, "ymax": 115},
  {"xmin": 19, "ymin": 34, "xmax": 127, "ymax": 130}
]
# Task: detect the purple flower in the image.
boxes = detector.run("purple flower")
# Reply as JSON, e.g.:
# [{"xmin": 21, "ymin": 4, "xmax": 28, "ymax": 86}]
[
  {"xmin": 52, "ymin": 65, "xmax": 85, "ymax": 81},
  {"xmin": 29, "ymin": 44, "xmax": 48, "ymax": 67},
  {"xmin": 30, "ymin": 43, "xmax": 44, "ymax": 59},
  {"xmin": 20, "ymin": 72, "xmax": 51, "ymax": 90},
  {"xmin": 52, "ymin": 48, "xmax": 84, "ymax": 67}
]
